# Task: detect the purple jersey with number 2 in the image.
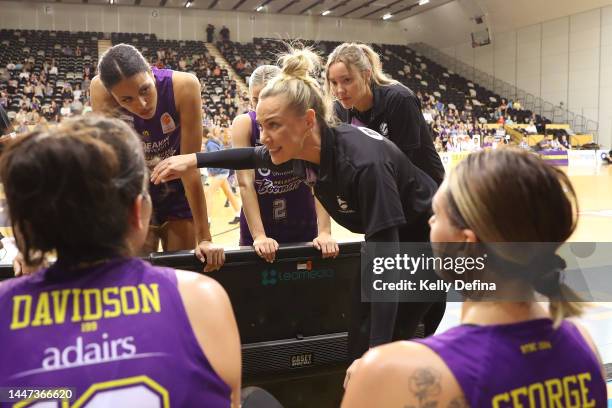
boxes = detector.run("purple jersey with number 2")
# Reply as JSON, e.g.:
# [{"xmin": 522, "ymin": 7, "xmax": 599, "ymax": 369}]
[{"xmin": 239, "ymin": 110, "xmax": 317, "ymax": 245}]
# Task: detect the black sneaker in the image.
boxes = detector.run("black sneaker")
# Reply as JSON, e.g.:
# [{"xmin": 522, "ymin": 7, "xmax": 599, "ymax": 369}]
[
  {"xmin": 228, "ymin": 216, "xmax": 240, "ymax": 225},
  {"xmin": 224, "ymin": 199, "xmax": 230, "ymax": 208}
]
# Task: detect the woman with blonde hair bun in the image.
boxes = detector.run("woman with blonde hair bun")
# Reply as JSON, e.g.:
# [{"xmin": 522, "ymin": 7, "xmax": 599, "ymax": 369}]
[
  {"xmin": 231, "ymin": 64, "xmax": 337, "ymax": 263},
  {"xmin": 152, "ymin": 46, "xmax": 441, "ymax": 367}
]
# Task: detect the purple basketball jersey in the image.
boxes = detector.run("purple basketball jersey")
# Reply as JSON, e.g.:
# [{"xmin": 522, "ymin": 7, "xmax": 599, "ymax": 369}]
[
  {"xmin": 416, "ymin": 319, "xmax": 606, "ymax": 407},
  {"xmin": 123, "ymin": 68, "xmax": 192, "ymax": 224},
  {"xmin": 0, "ymin": 258, "xmax": 230, "ymax": 407},
  {"xmin": 238, "ymin": 111, "xmax": 317, "ymax": 246}
]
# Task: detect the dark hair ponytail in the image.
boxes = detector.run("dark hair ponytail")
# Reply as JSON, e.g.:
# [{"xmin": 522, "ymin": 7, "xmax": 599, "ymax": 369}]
[
  {"xmin": 98, "ymin": 43, "xmax": 150, "ymax": 90},
  {"xmin": 0, "ymin": 115, "xmax": 147, "ymax": 265}
]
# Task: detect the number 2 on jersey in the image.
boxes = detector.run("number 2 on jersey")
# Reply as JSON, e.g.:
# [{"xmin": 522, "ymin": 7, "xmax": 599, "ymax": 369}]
[{"xmin": 273, "ymin": 198, "xmax": 287, "ymax": 221}]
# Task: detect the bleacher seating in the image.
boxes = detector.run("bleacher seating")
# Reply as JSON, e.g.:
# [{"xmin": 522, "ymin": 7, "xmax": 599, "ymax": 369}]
[
  {"xmin": 0, "ymin": 29, "xmax": 243, "ymax": 129},
  {"xmin": 214, "ymin": 38, "xmax": 558, "ymax": 152},
  {"xmin": 1, "ymin": 30, "xmax": 565, "ymax": 151},
  {"xmin": 0, "ymin": 29, "xmax": 98, "ymax": 124}
]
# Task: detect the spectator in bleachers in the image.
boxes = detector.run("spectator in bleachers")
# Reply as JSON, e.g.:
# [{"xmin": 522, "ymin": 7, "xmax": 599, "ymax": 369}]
[
  {"xmin": 220, "ymin": 25, "xmax": 230, "ymax": 42},
  {"xmin": 206, "ymin": 24, "xmax": 215, "ymax": 42},
  {"xmin": 62, "ymin": 83, "xmax": 73, "ymax": 100},
  {"xmin": 80, "ymin": 74, "xmax": 91, "ymax": 93},
  {"xmin": 5, "ymin": 61, "xmax": 16, "ymax": 71},
  {"xmin": 48, "ymin": 64, "xmax": 58, "ymax": 76},
  {"xmin": 550, "ymin": 137, "xmax": 563, "ymax": 150},
  {"xmin": 71, "ymin": 97, "xmax": 84, "ymax": 115},
  {"xmin": 18, "ymin": 68, "xmax": 29, "ymax": 81},
  {"xmin": 236, "ymin": 59, "xmax": 245, "ymax": 74},
  {"xmin": 327, "ymin": 42, "xmax": 445, "ymax": 185},
  {"xmin": 560, "ymin": 134, "xmax": 570, "ymax": 149},
  {"xmin": 524, "ymin": 120, "xmax": 537, "ymax": 134},
  {"xmin": 44, "ymin": 100, "xmax": 60, "ymax": 122},
  {"xmin": 243, "ymin": 60, "xmax": 253, "ymax": 76},
  {"xmin": 0, "ymin": 68, "xmax": 9, "ymax": 83},
  {"xmin": 59, "ymin": 100, "xmax": 72, "ymax": 118},
  {"xmin": 34, "ymin": 82, "xmax": 44, "ymax": 98},
  {"xmin": 500, "ymin": 98, "xmax": 508, "ymax": 112},
  {"xmin": 31, "ymin": 96, "xmax": 41, "ymax": 112},
  {"xmin": 73, "ymin": 83, "xmax": 82, "ymax": 101},
  {"xmin": 15, "ymin": 106, "xmax": 27, "ymax": 126},
  {"xmin": 44, "ymin": 82, "xmax": 54, "ymax": 98},
  {"xmin": 25, "ymin": 107, "xmax": 39, "ymax": 125},
  {"xmin": 23, "ymin": 81, "xmax": 33, "ymax": 99}
]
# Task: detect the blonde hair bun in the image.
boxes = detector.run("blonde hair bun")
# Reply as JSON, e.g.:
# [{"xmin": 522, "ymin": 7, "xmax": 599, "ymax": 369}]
[{"xmin": 279, "ymin": 47, "xmax": 321, "ymax": 80}]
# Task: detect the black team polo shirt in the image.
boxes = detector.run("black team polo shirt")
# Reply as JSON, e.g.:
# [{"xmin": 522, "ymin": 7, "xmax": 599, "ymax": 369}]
[{"xmin": 334, "ymin": 83, "xmax": 445, "ymax": 186}]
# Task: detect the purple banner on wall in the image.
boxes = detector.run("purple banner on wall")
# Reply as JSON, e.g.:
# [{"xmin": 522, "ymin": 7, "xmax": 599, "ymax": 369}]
[{"xmin": 538, "ymin": 149, "xmax": 569, "ymax": 166}]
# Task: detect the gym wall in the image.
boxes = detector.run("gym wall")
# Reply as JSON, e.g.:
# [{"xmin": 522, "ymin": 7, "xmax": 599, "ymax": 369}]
[{"xmin": 0, "ymin": 0, "xmax": 406, "ymax": 45}]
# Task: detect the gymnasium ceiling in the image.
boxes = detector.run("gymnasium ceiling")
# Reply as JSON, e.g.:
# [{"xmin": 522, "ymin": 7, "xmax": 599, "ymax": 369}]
[
  {"xmin": 32, "ymin": 0, "xmax": 454, "ymax": 21},
  {"xmin": 14, "ymin": 0, "xmax": 612, "ymax": 25},
  {"xmin": 399, "ymin": 0, "xmax": 612, "ymax": 47}
]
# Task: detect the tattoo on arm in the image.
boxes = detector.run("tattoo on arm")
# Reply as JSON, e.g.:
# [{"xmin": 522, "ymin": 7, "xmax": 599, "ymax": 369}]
[
  {"xmin": 404, "ymin": 368, "xmax": 442, "ymax": 408},
  {"xmin": 447, "ymin": 397, "xmax": 468, "ymax": 408}
]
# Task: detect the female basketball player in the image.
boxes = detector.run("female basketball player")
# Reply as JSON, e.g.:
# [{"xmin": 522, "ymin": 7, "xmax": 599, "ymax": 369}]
[
  {"xmin": 0, "ymin": 116, "xmax": 240, "ymax": 407},
  {"xmin": 151, "ymin": 47, "xmax": 442, "ymax": 358},
  {"xmin": 341, "ymin": 148, "xmax": 607, "ymax": 407},
  {"xmin": 232, "ymin": 64, "xmax": 337, "ymax": 262},
  {"xmin": 325, "ymin": 43, "xmax": 445, "ymax": 185},
  {"xmin": 91, "ymin": 44, "xmax": 223, "ymax": 272}
]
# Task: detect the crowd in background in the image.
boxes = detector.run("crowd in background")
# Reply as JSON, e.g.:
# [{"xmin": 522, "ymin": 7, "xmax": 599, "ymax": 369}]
[
  {"xmin": 1, "ymin": 33, "xmax": 571, "ymax": 153},
  {"xmin": 417, "ymin": 91, "xmax": 568, "ymax": 153}
]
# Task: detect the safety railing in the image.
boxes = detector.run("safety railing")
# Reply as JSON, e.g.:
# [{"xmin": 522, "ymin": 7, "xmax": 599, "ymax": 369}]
[{"xmin": 410, "ymin": 42, "xmax": 599, "ymax": 142}]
